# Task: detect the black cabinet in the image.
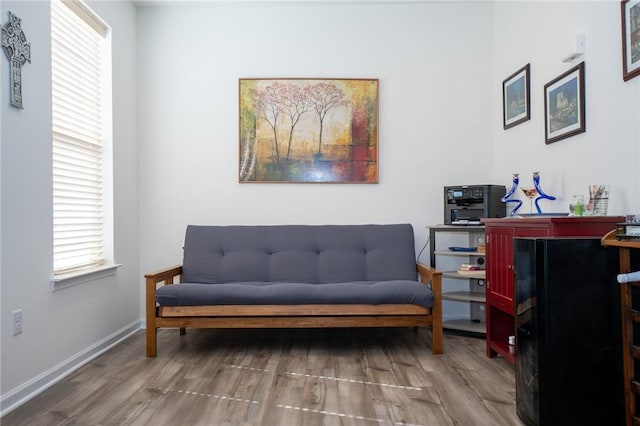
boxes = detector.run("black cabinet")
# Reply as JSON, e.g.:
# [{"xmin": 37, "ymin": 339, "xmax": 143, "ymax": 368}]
[{"xmin": 514, "ymin": 237, "xmax": 623, "ymax": 426}]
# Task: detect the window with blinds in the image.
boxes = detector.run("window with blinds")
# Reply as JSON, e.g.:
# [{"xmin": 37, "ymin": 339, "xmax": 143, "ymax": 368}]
[{"xmin": 52, "ymin": 0, "xmax": 112, "ymax": 276}]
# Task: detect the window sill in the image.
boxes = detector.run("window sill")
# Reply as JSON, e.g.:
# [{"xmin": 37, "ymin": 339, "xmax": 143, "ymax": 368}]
[{"xmin": 51, "ymin": 264, "xmax": 122, "ymax": 292}]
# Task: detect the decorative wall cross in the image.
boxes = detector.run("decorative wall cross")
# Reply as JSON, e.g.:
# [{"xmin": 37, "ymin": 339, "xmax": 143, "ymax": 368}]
[{"xmin": 1, "ymin": 11, "xmax": 31, "ymax": 109}]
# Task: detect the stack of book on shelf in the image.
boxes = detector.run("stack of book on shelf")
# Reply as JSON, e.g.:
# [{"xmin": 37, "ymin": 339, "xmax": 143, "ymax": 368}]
[{"xmin": 457, "ymin": 264, "xmax": 486, "ymax": 278}]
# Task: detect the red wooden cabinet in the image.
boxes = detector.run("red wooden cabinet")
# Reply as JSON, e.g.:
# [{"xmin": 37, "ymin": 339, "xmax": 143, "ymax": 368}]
[{"xmin": 483, "ymin": 216, "xmax": 623, "ymax": 365}]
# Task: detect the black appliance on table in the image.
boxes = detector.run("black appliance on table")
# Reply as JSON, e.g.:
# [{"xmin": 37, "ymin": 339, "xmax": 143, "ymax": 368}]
[{"xmin": 443, "ymin": 184, "xmax": 505, "ymax": 225}]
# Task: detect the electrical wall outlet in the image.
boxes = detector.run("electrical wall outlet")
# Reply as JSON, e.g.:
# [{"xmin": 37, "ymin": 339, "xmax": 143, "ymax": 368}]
[{"xmin": 12, "ymin": 309, "xmax": 23, "ymax": 336}]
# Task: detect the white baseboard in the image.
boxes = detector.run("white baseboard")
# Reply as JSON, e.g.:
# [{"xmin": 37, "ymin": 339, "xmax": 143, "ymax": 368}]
[{"xmin": 0, "ymin": 320, "xmax": 142, "ymax": 417}]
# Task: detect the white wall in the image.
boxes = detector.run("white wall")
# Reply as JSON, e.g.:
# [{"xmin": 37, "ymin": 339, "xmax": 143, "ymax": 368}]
[
  {"xmin": 0, "ymin": 0, "xmax": 139, "ymax": 412},
  {"xmin": 492, "ymin": 1, "xmax": 640, "ymax": 214},
  {"xmin": 3, "ymin": 0, "xmax": 640, "ymax": 415},
  {"xmin": 136, "ymin": 0, "xmax": 640, "ymax": 329},
  {"xmin": 137, "ymin": 1, "xmax": 496, "ymax": 280}
]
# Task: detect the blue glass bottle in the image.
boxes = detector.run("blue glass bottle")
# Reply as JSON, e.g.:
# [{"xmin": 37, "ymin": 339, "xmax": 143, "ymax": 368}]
[
  {"xmin": 502, "ymin": 173, "xmax": 523, "ymax": 216},
  {"xmin": 532, "ymin": 171, "xmax": 556, "ymax": 214}
]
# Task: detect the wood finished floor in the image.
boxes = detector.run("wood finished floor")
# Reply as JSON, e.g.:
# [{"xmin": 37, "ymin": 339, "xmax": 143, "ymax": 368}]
[{"xmin": 2, "ymin": 328, "xmax": 524, "ymax": 426}]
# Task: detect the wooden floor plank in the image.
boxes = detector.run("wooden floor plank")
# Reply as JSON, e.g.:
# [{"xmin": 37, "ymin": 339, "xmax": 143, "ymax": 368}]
[{"xmin": 2, "ymin": 328, "xmax": 524, "ymax": 426}]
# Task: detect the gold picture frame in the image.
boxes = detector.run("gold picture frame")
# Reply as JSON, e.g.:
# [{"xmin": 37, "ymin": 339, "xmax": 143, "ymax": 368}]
[{"xmin": 239, "ymin": 78, "xmax": 379, "ymax": 183}]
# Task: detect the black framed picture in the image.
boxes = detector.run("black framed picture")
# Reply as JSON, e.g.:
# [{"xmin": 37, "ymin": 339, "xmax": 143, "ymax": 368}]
[
  {"xmin": 544, "ymin": 62, "xmax": 585, "ymax": 144},
  {"xmin": 502, "ymin": 63, "xmax": 530, "ymax": 129},
  {"xmin": 622, "ymin": 0, "xmax": 640, "ymax": 81}
]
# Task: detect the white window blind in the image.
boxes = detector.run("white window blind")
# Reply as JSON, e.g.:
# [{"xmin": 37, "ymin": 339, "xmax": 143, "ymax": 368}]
[{"xmin": 52, "ymin": 0, "xmax": 110, "ymax": 276}]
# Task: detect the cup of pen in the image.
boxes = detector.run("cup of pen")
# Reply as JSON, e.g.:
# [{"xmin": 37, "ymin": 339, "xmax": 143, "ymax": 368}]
[{"xmin": 586, "ymin": 185, "xmax": 609, "ymax": 216}]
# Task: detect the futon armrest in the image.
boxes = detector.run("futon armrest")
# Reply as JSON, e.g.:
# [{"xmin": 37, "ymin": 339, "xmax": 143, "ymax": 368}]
[
  {"xmin": 145, "ymin": 265, "xmax": 183, "ymax": 310},
  {"xmin": 416, "ymin": 262, "xmax": 442, "ymax": 307},
  {"xmin": 417, "ymin": 262, "xmax": 443, "ymax": 354},
  {"xmin": 416, "ymin": 262, "xmax": 441, "ymax": 286},
  {"xmin": 145, "ymin": 265, "xmax": 182, "ymax": 357},
  {"xmin": 144, "ymin": 265, "xmax": 183, "ymax": 283}
]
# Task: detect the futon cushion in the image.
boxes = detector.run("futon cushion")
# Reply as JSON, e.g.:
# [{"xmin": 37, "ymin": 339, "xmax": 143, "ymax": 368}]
[
  {"xmin": 181, "ymin": 224, "xmax": 419, "ymax": 284},
  {"xmin": 155, "ymin": 280, "xmax": 434, "ymax": 308}
]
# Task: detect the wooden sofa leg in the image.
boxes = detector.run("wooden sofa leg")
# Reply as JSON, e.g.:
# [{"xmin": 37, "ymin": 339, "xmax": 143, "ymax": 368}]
[
  {"xmin": 179, "ymin": 327, "xmax": 186, "ymax": 335},
  {"xmin": 430, "ymin": 269, "xmax": 443, "ymax": 354},
  {"xmin": 431, "ymin": 300, "xmax": 443, "ymax": 354},
  {"xmin": 146, "ymin": 326, "xmax": 157, "ymax": 357},
  {"xmin": 432, "ymin": 324, "xmax": 443, "ymax": 354}
]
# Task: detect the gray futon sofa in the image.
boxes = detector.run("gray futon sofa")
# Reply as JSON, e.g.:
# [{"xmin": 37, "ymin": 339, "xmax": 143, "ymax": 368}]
[{"xmin": 145, "ymin": 224, "xmax": 442, "ymax": 356}]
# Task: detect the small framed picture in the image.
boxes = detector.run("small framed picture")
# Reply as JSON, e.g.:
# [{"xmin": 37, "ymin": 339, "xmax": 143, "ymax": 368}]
[
  {"xmin": 622, "ymin": 0, "xmax": 640, "ymax": 81},
  {"xmin": 544, "ymin": 62, "xmax": 585, "ymax": 144},
  {"xmin": 502, "ymin": 63, "xmax": 530, "ymax": 129}
]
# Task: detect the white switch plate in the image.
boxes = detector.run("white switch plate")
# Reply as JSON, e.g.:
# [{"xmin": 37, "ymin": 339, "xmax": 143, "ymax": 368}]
[{"xmin": 12, "ymin": 309, "xmax": 23, "ymax": 335}]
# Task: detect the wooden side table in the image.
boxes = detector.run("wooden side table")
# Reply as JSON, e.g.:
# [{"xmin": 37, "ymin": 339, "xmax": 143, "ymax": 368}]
[{"xmin": 602, "ymin": 230, "xmax": 640, "ymax": 426}]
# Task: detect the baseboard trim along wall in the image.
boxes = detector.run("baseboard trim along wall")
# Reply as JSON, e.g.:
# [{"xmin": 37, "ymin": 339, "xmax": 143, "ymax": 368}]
[{"xmin": 0, "ymin": 320, "xmax": 142, "ymax": 417}]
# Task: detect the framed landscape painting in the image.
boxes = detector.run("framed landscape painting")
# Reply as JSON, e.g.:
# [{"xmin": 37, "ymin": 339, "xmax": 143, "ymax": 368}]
[
  {"xmin": 544, "ymin": 63, "xmax": 585, "ymax": 144},
  {"xmin": 238, "ymin": 78, "xmax": 379, "ymax": 183},
  {"xmin": 502, "ymin": 64, "xmax": 530, "ymax": 129},
  {"xmin": 622, "ymin": 0, "xmax": 640, "ymax": 81}
]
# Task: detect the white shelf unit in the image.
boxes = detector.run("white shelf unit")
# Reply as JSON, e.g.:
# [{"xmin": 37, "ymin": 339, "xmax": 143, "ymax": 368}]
[{"xmin": 429, "ymin": 225, "xmax": 486, "ymax": 335}]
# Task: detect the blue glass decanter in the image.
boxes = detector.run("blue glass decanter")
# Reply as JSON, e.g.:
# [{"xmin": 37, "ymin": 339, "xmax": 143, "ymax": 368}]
[
  {"xmin": 532, "ymin": 171, "xmax": 556, "ymax": 214},
  {"xmin": 502, "ymin": 173, "xmax": 523, "ymax": 216}
]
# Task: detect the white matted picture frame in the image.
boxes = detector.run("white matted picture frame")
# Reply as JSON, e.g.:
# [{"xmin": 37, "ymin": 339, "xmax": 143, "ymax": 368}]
[
  {"xmin": 622, "ymin": 0, "xmax": 640, "ymax": 81},
  {"xmin": 544, "ymin": 62, "xmax": 585, "ymax": 145},
  {"xmin": 502, "ymin": 63, "xmax": 530, "ymax": 129}
]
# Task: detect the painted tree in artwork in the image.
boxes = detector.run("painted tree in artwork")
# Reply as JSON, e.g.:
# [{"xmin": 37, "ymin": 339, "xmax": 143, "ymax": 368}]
[
  {"xmin": 308, "ymin": 83, "xmax": 345, "ymax": 155},
  {"xmin": 281, "ymin": 85, "xmax": 313, "ymax": 160},
  {"xmin": 252, "ymin": 82, "xmax": 287, "ymax": 163}
]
